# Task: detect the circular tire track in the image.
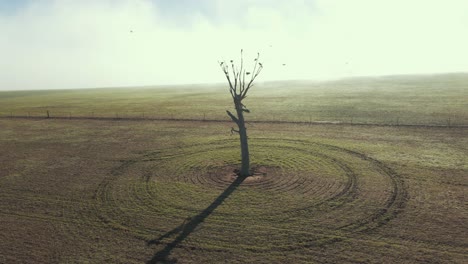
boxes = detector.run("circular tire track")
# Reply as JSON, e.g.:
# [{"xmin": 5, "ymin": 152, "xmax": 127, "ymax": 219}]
[{"xmin": 93, "ymin": 138, "xmax": 408, "ymax": 252}]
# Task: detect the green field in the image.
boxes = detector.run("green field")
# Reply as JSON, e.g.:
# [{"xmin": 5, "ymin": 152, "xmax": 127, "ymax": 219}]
[
  {"xmin": 1, "ymin": 73, "xmax": 467, "ymax": 126},
  {"xmin": 0, "ymin": 73, "xmax": 467, "ymax": 263}
]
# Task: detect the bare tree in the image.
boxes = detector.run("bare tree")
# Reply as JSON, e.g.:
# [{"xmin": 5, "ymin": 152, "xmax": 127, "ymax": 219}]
[{"xmin": 219, "ymin": 50, "xmax": 263, "ymax": 177}]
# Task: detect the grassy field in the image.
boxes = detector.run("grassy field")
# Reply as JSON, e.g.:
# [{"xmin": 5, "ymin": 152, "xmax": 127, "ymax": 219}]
[
  {"xmin": 1, "ymin": 73, "xmax": 467, "ymax": 126},
  {"xmin": 0, "ymin": 73, "xmax": 467, "ymax": 263}
]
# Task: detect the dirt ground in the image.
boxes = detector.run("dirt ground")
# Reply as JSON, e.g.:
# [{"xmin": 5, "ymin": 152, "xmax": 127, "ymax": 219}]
[{"xmin": 0, "ymin": 119, "xmax": 466, "ymax": 263}]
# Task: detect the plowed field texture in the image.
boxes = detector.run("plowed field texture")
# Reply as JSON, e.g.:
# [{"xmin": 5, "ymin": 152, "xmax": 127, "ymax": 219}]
[{"xmin": 1, "ymin": 74, "xmax": 467, "ymax": 263}]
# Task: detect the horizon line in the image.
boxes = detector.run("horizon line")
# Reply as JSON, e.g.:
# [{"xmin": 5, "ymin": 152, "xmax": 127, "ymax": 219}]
[{"xmin": 1, "ymin": 71, "xmax": 467, "ymax": 92}]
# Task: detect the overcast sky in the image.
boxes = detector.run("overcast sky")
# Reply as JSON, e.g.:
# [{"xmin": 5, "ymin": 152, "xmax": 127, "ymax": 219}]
[{"xmin": 1, "ymin": 0, "xmax": 467, "ymax": 90}]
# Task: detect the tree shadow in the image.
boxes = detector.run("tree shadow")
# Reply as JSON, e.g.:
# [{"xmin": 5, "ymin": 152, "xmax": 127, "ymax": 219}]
[{"xmin": 146, "ymin": 174, "xmax": 246, "ymax": 264}]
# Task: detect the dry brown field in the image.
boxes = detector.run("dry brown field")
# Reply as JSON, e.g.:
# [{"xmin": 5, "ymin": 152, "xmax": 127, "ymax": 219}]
[{"xmin": 1, "ymin": 118, "xmax": 466, "ymax": 263}]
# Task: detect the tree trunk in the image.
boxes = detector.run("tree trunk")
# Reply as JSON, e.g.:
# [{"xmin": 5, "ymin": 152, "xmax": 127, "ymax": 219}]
[{"xmin": 235, "ymin": 102, "xmax": 250, "ymax": 177}]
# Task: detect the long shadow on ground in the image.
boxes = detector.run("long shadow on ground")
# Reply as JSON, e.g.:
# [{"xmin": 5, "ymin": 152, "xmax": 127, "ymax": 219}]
[{"xmin": 146, "ymin": 174, "xmax": 246, "ymax": 264}]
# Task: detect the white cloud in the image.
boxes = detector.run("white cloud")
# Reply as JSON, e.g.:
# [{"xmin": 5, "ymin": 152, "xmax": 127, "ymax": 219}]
[{"xmin": 0, "ymin": 0, "xmax": 467, "ymax": 90}]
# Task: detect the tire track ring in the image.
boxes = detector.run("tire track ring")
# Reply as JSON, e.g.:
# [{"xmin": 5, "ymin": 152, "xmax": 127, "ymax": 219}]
[{"xmin": 93, "ymin": 138, "xmax": 407, "ymax": 252}]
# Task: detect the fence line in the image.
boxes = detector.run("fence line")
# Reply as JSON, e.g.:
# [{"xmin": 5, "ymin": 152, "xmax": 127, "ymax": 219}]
[{"xmin": 1, "ymin": 111, "xmax": 467, "ymax": 128}]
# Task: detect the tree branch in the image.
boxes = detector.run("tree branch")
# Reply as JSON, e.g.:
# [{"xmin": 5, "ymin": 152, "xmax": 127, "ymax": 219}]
[
  {"xmin": 241, "ymin": 53, "xmax": 262, "ymax": 98},
  {"xmin": 239, "ymin": 49, "xmax": 244, "ymax": 95},
  {"xmin": 220, "ymin": 61, "xmax": 236, "ymax": 99},
  {"xmin": 230, "ymin": 127, "xmax": 240, "ymax": 135},
  {"xmin": 243, "ymin": 70, "xmax": 262, "ymax": 98},
  {"xmin": 242, "ymin": 69, "xmax": 246, "ymax": 94},
  {"xmin": 250, "ymin": 53, "xmax": 259, "ymax": 83},
  {"xmin": 226, "ymin": 110, "xmax": 239, "ymax": 124},
  {"xmin": 226, "ymin": 74, "xmax": 236, "ymax": 98},
  {"xmin": 231, "ymin": 61, "xmax": 237, "ymax": 93}
]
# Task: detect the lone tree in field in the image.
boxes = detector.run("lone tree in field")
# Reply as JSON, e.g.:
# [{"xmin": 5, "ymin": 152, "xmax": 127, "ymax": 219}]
[{"xmin": 219, "ymin": 50, "xmax": 263, "ymax": 177}]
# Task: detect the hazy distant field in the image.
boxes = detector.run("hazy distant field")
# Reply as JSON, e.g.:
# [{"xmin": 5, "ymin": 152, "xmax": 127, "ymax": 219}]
[
  {"xmin": 0, "ymin": 73, "xmax": 467, "ymax": 263},
  {"xmin": 1, "ymin": 73, "xmax": 467, "ymax": 126}
]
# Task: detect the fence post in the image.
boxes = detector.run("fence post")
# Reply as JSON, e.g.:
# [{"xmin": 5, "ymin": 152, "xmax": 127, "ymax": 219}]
[
  {"xmin": 447, "ymin": 117, "xmax": 451, "ymax": 127},
  {"xmin": 47, "ymin": 110, "xmax": 50, "ymax": 118}
]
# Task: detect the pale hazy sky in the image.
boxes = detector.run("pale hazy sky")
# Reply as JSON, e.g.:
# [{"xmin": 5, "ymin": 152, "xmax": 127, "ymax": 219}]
[{"xmin": 1, "ymin": 0, "xmax": 467, "ymax": 90}]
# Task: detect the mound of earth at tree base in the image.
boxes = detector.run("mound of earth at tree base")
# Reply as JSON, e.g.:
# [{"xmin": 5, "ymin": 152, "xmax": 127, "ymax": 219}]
[{"xmin": 219, "ymin": 165, "xmax": 276, "ymax": 184}]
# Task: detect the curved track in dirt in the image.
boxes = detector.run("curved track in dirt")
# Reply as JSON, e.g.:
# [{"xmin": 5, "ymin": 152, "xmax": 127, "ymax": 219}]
[{"xmin": 92, "ymin": 138, "xmax": 408, "ymax": 253}]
